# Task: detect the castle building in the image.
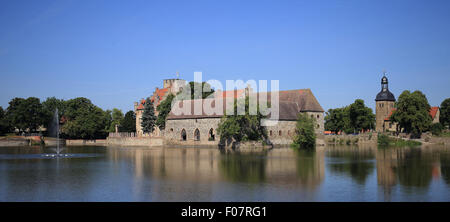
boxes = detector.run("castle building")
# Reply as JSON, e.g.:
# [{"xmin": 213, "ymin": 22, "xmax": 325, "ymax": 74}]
[
  {"xmin": 164, "ymin": 88, "xmax": 324, "ymax": 146},
  {"xmin": 375, "ymin": 74, "xmax": 396, "ymax": 132},
  {"xmin": 134, "ymin": 78, "xmax": 186, "ymax": 136},
  {"xmin": 133, "ymin": 78, "xmax": 324, "ymax": 146}
]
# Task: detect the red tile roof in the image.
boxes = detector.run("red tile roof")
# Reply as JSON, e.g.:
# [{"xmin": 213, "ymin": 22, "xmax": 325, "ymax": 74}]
[
  {"xmin": 385, "ymin": 107, "xmax": 439, "ymax": 121},
  {"xmin": 137, "ymin": 88, "xmax": 171, "ymax": 110},
  {"xmin": 430, "ymin": 106, "xmax": 439, "ymax": 120}
]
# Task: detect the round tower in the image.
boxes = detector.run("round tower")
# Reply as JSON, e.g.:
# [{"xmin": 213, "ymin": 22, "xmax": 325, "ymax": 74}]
[{"xmin": 375, "ymin": 73, "xmax": 396, "ymax": 132}]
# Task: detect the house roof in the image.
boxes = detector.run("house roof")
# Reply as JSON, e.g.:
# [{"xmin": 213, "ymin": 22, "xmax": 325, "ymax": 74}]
[
  {"xmin": 430, "ymin": 107, "xmax": 439, "ymax": 120},
  {"xmin": 166, "ymin": 89, "xmax": 324, "ymax": 120},
  {"xmin": 385, "ymin": 107, "xmax": 439, "ymax": 121},
  {"xmin": 137, "ymin": 88, "xmax": 171, "ymax": 110}
]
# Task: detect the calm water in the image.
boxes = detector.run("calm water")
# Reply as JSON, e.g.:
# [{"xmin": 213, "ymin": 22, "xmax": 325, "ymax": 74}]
[{"xmin": 1, "ymin": 145, "xmax": 450, "ymax": 201}]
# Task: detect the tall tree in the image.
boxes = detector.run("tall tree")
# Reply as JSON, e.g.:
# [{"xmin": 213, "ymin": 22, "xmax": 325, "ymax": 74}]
[
  {"xmin": 42, "ymin": 97, "xmax": 65, "ymax": 129},
  {"xmin": 292, "ymin": 113, "xmax": 316, "ymax": 149},
  {"xmin": 6, "ymin": 97, "xmax": 45, "ymax": 133},
  {"xmin": 108, "ymin": 108, "xmax": 124, "ymax": 132},
  {"xmin": 141, "ymin": 97, "xmax": 156, "ymax": 133},
  {"xmin": 120, "ymin": 111, "xmax": 136, "ymax": 132},
  {"xmin": 348, "ymin": 99, "xmax": 375, "ymax": 133},
  {"xmin": 176, "ymin": 81, "xmax": 215, "ymax": 100},
  {"xmin": 0, "ymin": 106, "xmax": 9, "ymax": 135},
  {"xmin": 324, "ymin": 107, "xmax": 350, "ymax": 133},
  {"xmin": 440, "ymin": 98, "xmax": 450, "ymax": 128},
  {"xmin": 62, "ymin": 97, "xmax": 109, "ymax": 139},
  {"xmin": 390, "ymin": 90, "xmax": 432, "ymax": 138},
  {"xmin": 217, "ymin": 96, "xmax": 267, "ymax": 143},
  {"xmin": 156, "ymin": 93, "xmax": 175, "ymax": 130}
]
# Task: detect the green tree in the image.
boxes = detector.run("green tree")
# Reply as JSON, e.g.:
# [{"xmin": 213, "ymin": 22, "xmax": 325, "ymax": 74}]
[
  {"xmin": 120, "ymin": 111, "xmax": 136, "ymax": 132},
  {"xmin": 141, "ymin": 97, "xmax": 156, "ymax": 133},
  {"xmin": 177, "ymin": 81, "xmax": 215, "ymax": 100},
  {"xmin": 440, "ymin": 98, "xmax": 450, "ymax": 128},
  {"xmin": 5, "ymin": 97, "xmax": 45, "ymax": 133},
  {"xmin": 42, "ymin": 97, "xmax": 66, "ymax": 129},
  {"xmin": 390, "ymin": 90, "xmax": 432, "ymax": 138},
  {"xmin": 217, "ymin": 96, "xmax": 267, "ymax": 143},
  {"xmin": 292, "ymin": 113, "xmax": 316, "ymax": 149},
  {"xmin": 156, "ymin": 93, "xmax": 175, "ymax": 130},
  {"xmin": 108, "ymin": 108, "xmax": 124, "ymax": 132},
  {"xmin": 325, "ymin": 107, "xmax": 350, "ymax": 133},
  {"xmin": 0, "ymin": 106, "xmax": 10, "ymax": 135},
  {"xmin": 348, "ymin": 99, "xmax": 375, "ymax": 133},
  {"xmin": 430, "ymin": 122, "xmax": 443, "ymax": 136},
  {"xmin": 62, "ymin": 97, "xmax": 109, "ymax": 139}
]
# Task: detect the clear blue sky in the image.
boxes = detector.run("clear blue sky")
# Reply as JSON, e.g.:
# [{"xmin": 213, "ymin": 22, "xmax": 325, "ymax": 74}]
[{"xmin": 1, "ymin": 0, "xmax": 449, "ymax": 113}]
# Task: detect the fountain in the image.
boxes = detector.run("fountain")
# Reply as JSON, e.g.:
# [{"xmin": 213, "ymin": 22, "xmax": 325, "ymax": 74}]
[
  {"xmin": 43, "ymin": 108, "xmax": 69, "ymax": 158},
  {"xmin": 0, "ymin": 108, "xmax": 103, "ymax": 160}
]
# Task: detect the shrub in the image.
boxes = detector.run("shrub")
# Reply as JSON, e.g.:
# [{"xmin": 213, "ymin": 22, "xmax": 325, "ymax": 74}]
[
  {"xmin": 430, "ymin": 122, "xmax": 443, "ymax": 136},
  {"xmin": 292, "ymin": 113, "xmax": 316, "ymax": 149}
]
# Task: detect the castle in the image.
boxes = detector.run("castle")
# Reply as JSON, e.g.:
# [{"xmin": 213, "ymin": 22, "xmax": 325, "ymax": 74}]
[
  {"xmin": 374, "ymin": 74, "xmax": 440, "ymax": 132},
  {"xmin": 134, "ymin": 77, "xmax": 325, "ymax": 146}
]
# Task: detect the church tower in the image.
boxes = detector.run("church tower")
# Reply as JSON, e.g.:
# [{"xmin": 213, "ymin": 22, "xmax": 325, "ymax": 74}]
[{"xmin": 375, "ymin": 73, "xmax": 396, "ymax": 132}]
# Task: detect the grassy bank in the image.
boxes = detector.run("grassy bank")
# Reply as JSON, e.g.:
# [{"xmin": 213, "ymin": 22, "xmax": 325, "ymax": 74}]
[{"xmin": 377, "ymin": 133, "xmax": 422, "ymax": 147}]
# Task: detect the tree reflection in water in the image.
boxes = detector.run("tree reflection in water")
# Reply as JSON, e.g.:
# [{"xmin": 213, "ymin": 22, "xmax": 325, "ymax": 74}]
[
  {"xmin": 218, "ymin": 151, "xmax": 267, "ymax": 183},
  {"xmin": 327, "ymin": 146, "xmax": 376, "ymax": 184}
]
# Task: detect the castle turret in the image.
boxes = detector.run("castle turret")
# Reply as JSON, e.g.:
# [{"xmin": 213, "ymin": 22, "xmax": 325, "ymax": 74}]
[{"xmin": 375, "ymin": 73, "xmax": 396, "ymax": 132}]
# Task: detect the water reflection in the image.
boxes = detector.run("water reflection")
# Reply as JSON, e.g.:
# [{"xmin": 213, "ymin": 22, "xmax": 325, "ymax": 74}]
[
  {"xmin": 376, "ymin": 146, "xmax": 450, "ymax": 201},
  {"xmin": 107, "ymin": 147, "xmax": 325, "ymax": 190},
  {"xmin": 327, "ymin": 146, "xmax": 376, "ymax": 184},
  {"xmin": 1, "ymin": 145, "xmax": 450, "ymax": 201}
]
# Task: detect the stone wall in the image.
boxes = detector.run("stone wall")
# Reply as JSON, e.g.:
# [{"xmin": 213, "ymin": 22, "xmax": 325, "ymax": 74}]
[
  {"xmin": 165, "ymin": 118, "xmax": 324, "ymax": 146},
  {"xmin": 304, "ymin": 111, "xmax": 324, "ymax": 134},
  {"xmin": 0, "ymin": 138, "xmax": 30, "ymax": 147},
  {"xmin": 106, "ymin": 137, "xmax": 163, "ymax": 147},
  {"xmin": 66, "ymin": 139, "xmax": 107, "ymax": 146},
  {"xmin": 324, "ymin": 133, "xmax": 377, "ymax": 146},
  {"xmin": 164, "ymin": 118, "xmax": 222, "ymax": 145},
  {"xmin": 266, "ymin": 120, "xmax": 297, "ymax": 145}
]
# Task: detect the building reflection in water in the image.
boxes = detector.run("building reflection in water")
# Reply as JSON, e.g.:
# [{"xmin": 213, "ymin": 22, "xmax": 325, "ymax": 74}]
[
  {"xmin": 326, "ymin": 145, "xmax": 376, "ymax": 185},
  {"xmin": 106, "ymin": 145, "xmax": 450, "ymax": 201},
  {"xmin": 376, "ymin": 146, "xmax": 447, "ymax": 201},
  {"xmin": 107, "ymin": 146, "xmax": 326, "ymax": 200}
]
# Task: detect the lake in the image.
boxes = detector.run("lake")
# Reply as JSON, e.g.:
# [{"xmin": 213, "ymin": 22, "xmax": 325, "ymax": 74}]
[{"xmin": 1, "ymin": 145, "xmax": 449, "ymax": 201}]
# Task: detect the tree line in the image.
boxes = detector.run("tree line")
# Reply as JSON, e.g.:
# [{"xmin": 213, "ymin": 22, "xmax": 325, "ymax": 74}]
[
  {"xmin": 324, "ymin": 99, "xmax": 376, "ymax": 134},
  {"xmin": 324, "ymin": 91, "xmax": 450, "ymax": 138},
  {"xmin": 0, "ymin": 97, "xmax": 136, "ymax": 139}
]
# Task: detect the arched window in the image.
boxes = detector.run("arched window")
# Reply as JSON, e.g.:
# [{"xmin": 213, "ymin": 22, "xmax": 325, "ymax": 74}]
[
  {"xmin": 209, "ymin": 128, "xmax": 215, "ymax": 141},
  {"xmin": 170, "ymin": 128, "xmax": 174, "ymax": 132},
  {"xmin": 269, "ymin": 130, "xmax": 273, "ymax": 136},
  {"xmin": 194, "ymin": 129, "xmax": 200, "ymax": 141},
  {"xmin": 317, "ymin": 114, "xmax": 320, "ymax": 119},
  {"xmin": 279, "ymin": 130, "xmax": 282, "ymax": 136},
  {"xmin": 181, "ymin": 129, "xmax": 187, "ymax": 141},
  {"xmin": 317, "ymin": 124, "xmax": 320, "ymax": 129}
]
